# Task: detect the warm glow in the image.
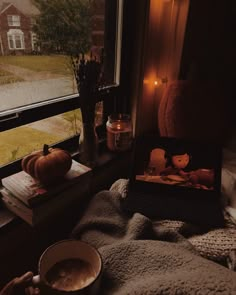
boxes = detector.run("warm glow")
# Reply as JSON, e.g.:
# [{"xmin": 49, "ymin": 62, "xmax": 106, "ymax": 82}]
[{"xmin": 143, "ymin": 77, "xmax": 166, "ymax": 87}]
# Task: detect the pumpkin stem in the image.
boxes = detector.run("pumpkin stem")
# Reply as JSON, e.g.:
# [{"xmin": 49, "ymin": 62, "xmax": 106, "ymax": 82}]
[{"xmin": 43, "ymin": 144, "xmax": 50, "ymax": 155}]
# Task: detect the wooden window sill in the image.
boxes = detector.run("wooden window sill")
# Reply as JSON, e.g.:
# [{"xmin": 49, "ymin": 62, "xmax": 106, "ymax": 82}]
[{"xmin": 0, "ymin": 146, "xmax": 131, "ymax": 231}]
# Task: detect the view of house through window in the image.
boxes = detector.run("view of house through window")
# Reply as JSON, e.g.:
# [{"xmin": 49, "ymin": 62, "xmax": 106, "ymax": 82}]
[
  {"xmin": 0, "ymin": 0, "xmax": 117, "ymax": 111},
  {"xmin": 0, "ymin": 0, "xmax": 122, "ymax": 168}
]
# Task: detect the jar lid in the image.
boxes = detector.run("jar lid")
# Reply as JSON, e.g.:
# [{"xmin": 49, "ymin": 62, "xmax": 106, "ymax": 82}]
[{"xmin": 108, "ymin": 113, "xmax": 130, "ymax": 122}]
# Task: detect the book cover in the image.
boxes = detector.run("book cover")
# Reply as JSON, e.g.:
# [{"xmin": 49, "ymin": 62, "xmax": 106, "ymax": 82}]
[{"xmin": 1, "ymin": 160, "xmax": 91, "ymax": 208}]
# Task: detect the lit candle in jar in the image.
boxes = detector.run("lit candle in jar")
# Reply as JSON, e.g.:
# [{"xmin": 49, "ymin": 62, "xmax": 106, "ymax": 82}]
[{"xmin": 106, "ymin": 114, "xmax": 133, "ymax": 152}]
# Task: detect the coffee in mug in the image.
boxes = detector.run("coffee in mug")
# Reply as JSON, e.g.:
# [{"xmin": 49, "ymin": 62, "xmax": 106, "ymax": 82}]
[
  {"xmin": 33, "ymin": 239, "xmax": 102, "ymax": 294},
  {"xmin": 45, "ymin": 258, "xmax": 96, "ymax": 291}
]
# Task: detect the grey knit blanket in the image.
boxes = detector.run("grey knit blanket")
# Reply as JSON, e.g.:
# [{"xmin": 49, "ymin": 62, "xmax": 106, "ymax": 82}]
[{"xmin": 71, "ymin": 187, "xmax": 236, "ymax": 294}]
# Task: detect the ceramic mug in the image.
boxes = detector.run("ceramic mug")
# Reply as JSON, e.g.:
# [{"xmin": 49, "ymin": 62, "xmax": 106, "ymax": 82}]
[{"xmin": 32, "ymin": 239, "xmax": 102, "ymax": 295}]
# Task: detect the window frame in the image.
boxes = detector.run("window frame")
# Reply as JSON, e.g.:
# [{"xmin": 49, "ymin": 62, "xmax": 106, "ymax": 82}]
[
  {"xmin": 0, "ymin": 0, "xmax": 124, "ymax": 179},
  {"xmin": 31, "ymin": 32, "xmax": 37, "ymax": 51},
  {"xmin": 7, "ymin": 15, "xmax": 21, "ymax": 27},
  {"xmin": 7, "ymin": 32, "xmax": 25, "ymax": 50}
]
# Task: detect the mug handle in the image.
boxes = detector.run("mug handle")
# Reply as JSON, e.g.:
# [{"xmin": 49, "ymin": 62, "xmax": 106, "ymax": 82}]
[
  {"xmin": 3, "ymin": 274, "xmax": 41, "ymax": 295},
  {"xmin": 20, "ymin": 274, "xmax": 41, "ymax": 294},
  {"xmin": 32, "ymin": 275, "xmax": 40, "ymax": 285}
]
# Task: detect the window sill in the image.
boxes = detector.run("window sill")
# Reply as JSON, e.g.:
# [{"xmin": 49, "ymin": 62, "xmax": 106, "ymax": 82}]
[{"xmin": 0, "ymin": 144, "xmax": 131, "ymax": 231}]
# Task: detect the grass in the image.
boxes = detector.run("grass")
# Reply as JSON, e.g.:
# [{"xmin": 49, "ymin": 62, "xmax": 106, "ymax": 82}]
[
  {"xmin": 62, "ymin": 109, "xmax": 82, "ymax": 135},
  {"xmin": 0, "ymin": 126, "xmax": 65, "ymax": 167},
  {"xmin": 0, "ymin": 69, "xmax": 11, "ymax": 76},
  {"xmin": 0, "ymin": 69, "xmax": 24, "ymax": 85},
  {"xmin": 0, "ymin": 55, "xmax": 73, "ymax": 76},
  {"xmin": 0, "ymin": 106, "xmax": 103, "ymax": 167}
]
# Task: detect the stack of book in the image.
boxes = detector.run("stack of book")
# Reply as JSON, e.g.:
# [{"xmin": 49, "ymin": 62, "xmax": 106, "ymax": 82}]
[{"xmin": 0, "ymin": 160, "xmax": 91, "ymax": 226}]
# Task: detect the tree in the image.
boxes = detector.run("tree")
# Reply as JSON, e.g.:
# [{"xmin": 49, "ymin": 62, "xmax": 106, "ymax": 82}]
[{"xmin": 32, "ymin": 0, "xmax": 92, "ymax": 55}]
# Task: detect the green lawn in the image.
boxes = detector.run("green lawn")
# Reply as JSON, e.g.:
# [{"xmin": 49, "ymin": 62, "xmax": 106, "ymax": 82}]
[
  {"xmin": 0, "ymin": 126, "xmax": 65, "ymax": 166},
  {"xmin": 0, "ymin": 55, "xmax": 73, "ymax": 76}
]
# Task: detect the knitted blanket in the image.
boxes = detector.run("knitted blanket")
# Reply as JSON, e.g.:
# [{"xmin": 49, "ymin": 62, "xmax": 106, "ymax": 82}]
[
  {"xmin": 110, "ymin": 179, "xmax": 236, "ymax": 264},
  {"xmin": 71, "ymin": 186, "xmax": 236, "ymax": 295}
]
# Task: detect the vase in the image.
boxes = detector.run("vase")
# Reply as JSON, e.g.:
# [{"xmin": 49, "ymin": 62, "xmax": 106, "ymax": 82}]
[{"xmin": 79, "ymin": 122, "xmax": 98, "ymax": 167}]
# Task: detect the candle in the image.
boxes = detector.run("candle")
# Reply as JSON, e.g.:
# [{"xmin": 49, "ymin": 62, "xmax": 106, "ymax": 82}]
[{"xmin": 106, "ymin": 114, "xmax": 133, "ymax": 151}]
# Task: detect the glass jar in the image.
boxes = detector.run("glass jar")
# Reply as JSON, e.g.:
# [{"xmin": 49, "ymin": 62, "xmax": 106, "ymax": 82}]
[{"xmin": 106, "ymin": 114, "xmax": 133, "ymax": 151}]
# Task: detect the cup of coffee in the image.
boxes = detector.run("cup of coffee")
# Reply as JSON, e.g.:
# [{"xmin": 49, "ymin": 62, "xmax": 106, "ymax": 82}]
[{"xmin": 33, "ymin": 239, "xmax": 102, "ymax": 294}]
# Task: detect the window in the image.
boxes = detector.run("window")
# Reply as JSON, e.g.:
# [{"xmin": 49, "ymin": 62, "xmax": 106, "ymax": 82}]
[
  {"xmin": 31, "ymin": 32, "xmax": 38, "ymax": 51},
  {"xmin": 7, "ymin": 15, "xmax": 20, "ymax": 26},
  {"xmin": 7, "ymin": 29, "xmax": 25, "ymax": 50},
  {"xmin": 0, "ymin": 0, "xmax": 124, "ymax": 178}
]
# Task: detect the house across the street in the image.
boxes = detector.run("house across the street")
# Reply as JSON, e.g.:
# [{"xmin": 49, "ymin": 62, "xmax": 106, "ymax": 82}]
[
  {"xmin": 0, "ymin": 0, "xmax": 105, "ymax": 56},
  {"xmin": 0, "ymin": 0, "xmax": 39, "ymax": 55}
]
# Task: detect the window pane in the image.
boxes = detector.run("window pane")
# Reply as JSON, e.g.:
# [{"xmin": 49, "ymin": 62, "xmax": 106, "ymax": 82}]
[
  {"xmin": 14, "ymin": 35, "xmax": 23, "ymax": 49},
  {"xmin": 8, "ymin": 36, "xmax": 14, "ymax": 49},
  {"xmin": 0, "ymin": 0, "xmax": 121, "ymax": 112},
  {"xmin": 0, "ymin": 101, "xmax": 103, "ymax": 167},
  {"xmin": 7, "ymin": 15, "xmax": 20, "ymax": 26},
  {"xmin": 13, "ymin": 15, "xmax": 20, "ymax": 26},
  {"xmin": 7, "ymin": 15, "xmax": 12, "ymax": 26},
  {"xmin": 31, "ymin": 32, "xmax": 37, "ymax": 51},
  {"xmin": 0, "ymin": 109, "xmax": 82, "ymax": 167}
]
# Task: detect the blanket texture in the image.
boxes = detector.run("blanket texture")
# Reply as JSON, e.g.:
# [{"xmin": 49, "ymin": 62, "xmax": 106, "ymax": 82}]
[
  {"xmin": 71, "ymin": 188, "xmax": 236, "ymax": 295},
  {"xmin": 109, "ymin": 179, "xmax": 236, "ymax": 264}
]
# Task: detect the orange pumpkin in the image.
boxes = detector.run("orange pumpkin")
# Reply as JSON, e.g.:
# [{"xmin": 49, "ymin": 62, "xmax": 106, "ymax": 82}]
[{"xmin": 21, "ymin": 144, "xmax": 72, "ymax": 185}]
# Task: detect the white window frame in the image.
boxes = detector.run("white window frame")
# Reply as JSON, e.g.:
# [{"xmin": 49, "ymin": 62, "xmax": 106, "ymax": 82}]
[
  {"xmin": 7, "ymin": 29, "xmax": 25, "ymax": 50},
  {"xmin": 31, "ymin": 32, "xmax": 38, "ymax": 51},
  {"xmin": 7, "ymin": 15, "xmax": 21, "ymax": 26}
]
